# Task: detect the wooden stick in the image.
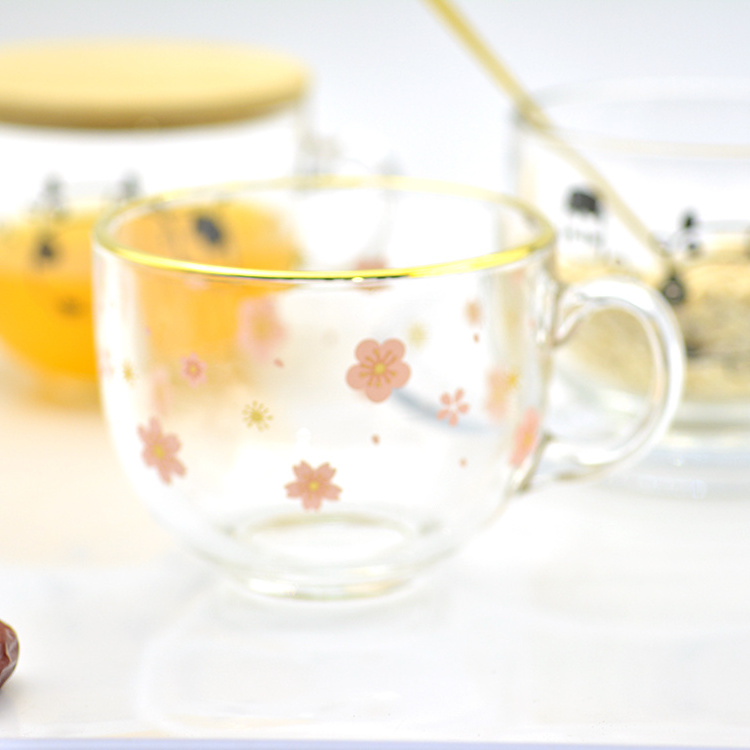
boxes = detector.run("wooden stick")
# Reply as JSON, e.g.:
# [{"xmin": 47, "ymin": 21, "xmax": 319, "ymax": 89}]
[{"xmin": 423, "ymin": 0, "xmax": 666, "ymax": 265}]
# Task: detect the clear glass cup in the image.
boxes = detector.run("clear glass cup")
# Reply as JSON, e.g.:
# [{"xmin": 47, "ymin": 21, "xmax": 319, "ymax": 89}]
[
  {"xmin": 512, "ymin": 77, "xmax": 750, "ymax": 496},
  {"xmin": 93, "ymin": 175, "xmax": 684, "ymax": 599}
]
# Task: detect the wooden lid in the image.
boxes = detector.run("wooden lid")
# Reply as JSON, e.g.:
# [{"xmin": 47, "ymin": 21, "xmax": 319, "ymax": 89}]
[{"xmin": 0, "ymin": 39, "xmax": 310, "ymax": 130}]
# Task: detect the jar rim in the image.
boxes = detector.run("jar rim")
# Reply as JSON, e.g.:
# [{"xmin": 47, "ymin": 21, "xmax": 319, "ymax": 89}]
[{"xmin": 517, "ymin": 76, "xmax": 750, "ymax": 158}]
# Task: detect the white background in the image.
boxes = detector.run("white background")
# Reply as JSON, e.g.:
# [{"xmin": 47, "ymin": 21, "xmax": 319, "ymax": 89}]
[{"xmin": 2, "ymin": 0, "xmax": 749, "ymax": 187}]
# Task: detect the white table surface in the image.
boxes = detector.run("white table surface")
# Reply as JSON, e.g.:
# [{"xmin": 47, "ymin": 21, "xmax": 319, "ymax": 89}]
[
  {"xmin": 1, "ymin": 0, "xmax": 750, "ymax": 745},
  {"xmin": 2, "ymin": 358, "xmax": 750, "ymax": 745}
]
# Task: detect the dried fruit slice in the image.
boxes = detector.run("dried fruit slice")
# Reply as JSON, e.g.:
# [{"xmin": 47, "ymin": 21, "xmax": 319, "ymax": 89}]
[{"xmin": 0, "ymin": 620, "xmax": 18, "ymax": 688}]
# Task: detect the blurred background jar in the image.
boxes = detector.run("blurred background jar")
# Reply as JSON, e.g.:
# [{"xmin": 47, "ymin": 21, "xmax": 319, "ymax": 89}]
[
  {"xmin": 0, "ymin": 39, "xmax": 392, "ymax": 404},
  {"xmin": 511, "ymin": 77, "xmax": 750, "ymax": 497}
]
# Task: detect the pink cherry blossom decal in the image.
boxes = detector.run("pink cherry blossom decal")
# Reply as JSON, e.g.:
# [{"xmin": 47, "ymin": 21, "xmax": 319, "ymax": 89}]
[
  {"xmin": 180, "ymin": 352, "xmax": 207, "ymax": 386},
  {"xmin": 465, "ymin": 299, "xmax": 482, "ymax": 327},
  {"xmin": 510, "ymin": 408, "xmax": 541, "ymax": 467},
  {"xmin": 437, "ymin": 388, "xmax": 470, "ymax": 426},
  {"xmin": 485, "ymin": 367, "xmax": 520, "ymax": 421},
  {"xmin": 150, "ymin": 366, "xmax": 173, "ymax": 418},
  {"xmin": 137, "ymin": 417, "xmax": 186, "ymax": 484},
  {"xmin": 346, "ymin": 338, "xmax": 410, "ymax": 403},
  {"xmin": 285, "ymin": 461, "xmax": 342, "ymax": 511},
  {"xmin": 238, "ymin": 297, "xmax": 286, "ymax": 361}
]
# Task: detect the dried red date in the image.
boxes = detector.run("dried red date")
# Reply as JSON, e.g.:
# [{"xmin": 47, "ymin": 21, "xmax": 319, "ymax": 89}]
[{"xmin": 0, "ymin": 620, "xmax": 18, "ymax": 688}]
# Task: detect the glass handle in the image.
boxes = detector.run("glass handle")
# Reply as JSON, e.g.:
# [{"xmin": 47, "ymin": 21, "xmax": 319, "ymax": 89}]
[{"xmin": 524, "ymin": 276, "xmax": 685, "ymax": 489}]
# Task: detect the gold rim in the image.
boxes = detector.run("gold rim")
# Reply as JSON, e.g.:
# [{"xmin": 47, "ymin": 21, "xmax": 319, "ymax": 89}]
[{"xmin": 93, "ymin": 175, "xmax": 555, "ymax": 281}]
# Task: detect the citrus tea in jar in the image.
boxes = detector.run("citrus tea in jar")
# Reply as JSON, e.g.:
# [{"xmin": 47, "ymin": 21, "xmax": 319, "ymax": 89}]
[{"xmin": 0, "ymin": 39, "xmax": 311, "ymax": 399}]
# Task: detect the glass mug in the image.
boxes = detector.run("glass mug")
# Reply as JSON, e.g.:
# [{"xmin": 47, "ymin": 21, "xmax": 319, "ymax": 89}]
[
  {"xmin": 93, "ymin": 175, "xmax": 684, "ymax": 599},
  {"xmin": 512, "ymin": 78, "xmax": 750, "ymax": 495}
]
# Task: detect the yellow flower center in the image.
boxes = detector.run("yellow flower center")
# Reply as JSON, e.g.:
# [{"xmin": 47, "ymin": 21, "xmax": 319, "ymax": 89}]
[
  {"xmin": 374, "ymin": 362, "xmax": 386, "ymax": 375},
  {"xmin": 308, "ymin": 480, "xmax": 320, "ymax": 492}
]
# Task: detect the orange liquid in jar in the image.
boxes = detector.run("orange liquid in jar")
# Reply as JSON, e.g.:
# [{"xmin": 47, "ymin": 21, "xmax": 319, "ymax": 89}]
[
  {"xmin": 0, "ymin": 201, "xmax": 301, "ymax": 381},
  {"xmin": 119, "ymin": 201, "xmax": 301, "ymax": 362},
  {"xmin": 0, "ymin": 208, "xmax": 98, "ymax": 379}
]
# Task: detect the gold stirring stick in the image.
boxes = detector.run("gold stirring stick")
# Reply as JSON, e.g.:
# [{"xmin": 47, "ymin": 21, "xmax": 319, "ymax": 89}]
[{"xmin": 423, "ymin": 0, "xmax": 667, "ymax": 273}]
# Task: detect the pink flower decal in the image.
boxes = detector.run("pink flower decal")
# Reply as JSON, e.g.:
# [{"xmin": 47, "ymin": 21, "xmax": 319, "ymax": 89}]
[
  {"xmin": 465, "ymin": 299, "xmax": 482, "ymax": 327},
  {"xmin": 150, "ymin": 366, "xmax": 173, "ymax": 418},
  {"xmin": 485, "ymin": 367, "xmax": 520, "ymax": 421},
  {"xmin": 180, "ymin": 353, "xmax": 207, "ymax": 387},
  {"xmin": 353, "ymin": 254, "xmax": 388, "ymax": 292},
  {"xmin": 437, "ymin": 388, "xmax": 470, "ymax": 426},
  {"xmin": 510, "ymin": 408, "xmax": 541, "ymax": 467},
  {"xmin": 354, "ymin": 254, "xmax": 388, "ymax": 271},
  {"xmin": 238, "ymin": 297, "xmax": 286, "ymax": 360},
  {"xmin": 285, "ymin": 461, "xmax": 342, "ymax": 511},
  {"xmin": 346, "ymin": 338, "xmax": 410, "ymax": 403},
  {"xmin": 137, "ymin": 417, "xmax": 186, "ymax": 485}
]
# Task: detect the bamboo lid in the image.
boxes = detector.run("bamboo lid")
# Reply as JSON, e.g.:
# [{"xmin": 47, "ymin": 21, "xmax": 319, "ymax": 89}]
[{"xmin": 0, "ymin": 39, "xmax": 310, "ymax": 130}]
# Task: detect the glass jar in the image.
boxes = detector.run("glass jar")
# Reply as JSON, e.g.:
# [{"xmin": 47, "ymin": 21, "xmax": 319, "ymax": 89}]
[
  {"xmin": 0, "ymin": 39, "xmax": 312, "ymax": 402},
  {"xmin": 512, "ymin": 77, "xmax": 750, "ymax": 496}
]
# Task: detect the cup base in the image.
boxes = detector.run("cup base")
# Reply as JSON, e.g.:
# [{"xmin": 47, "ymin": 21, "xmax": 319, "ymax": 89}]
[{"xmin": 205, "ymin": 509, "xmax": 443, "ymax": 600}]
